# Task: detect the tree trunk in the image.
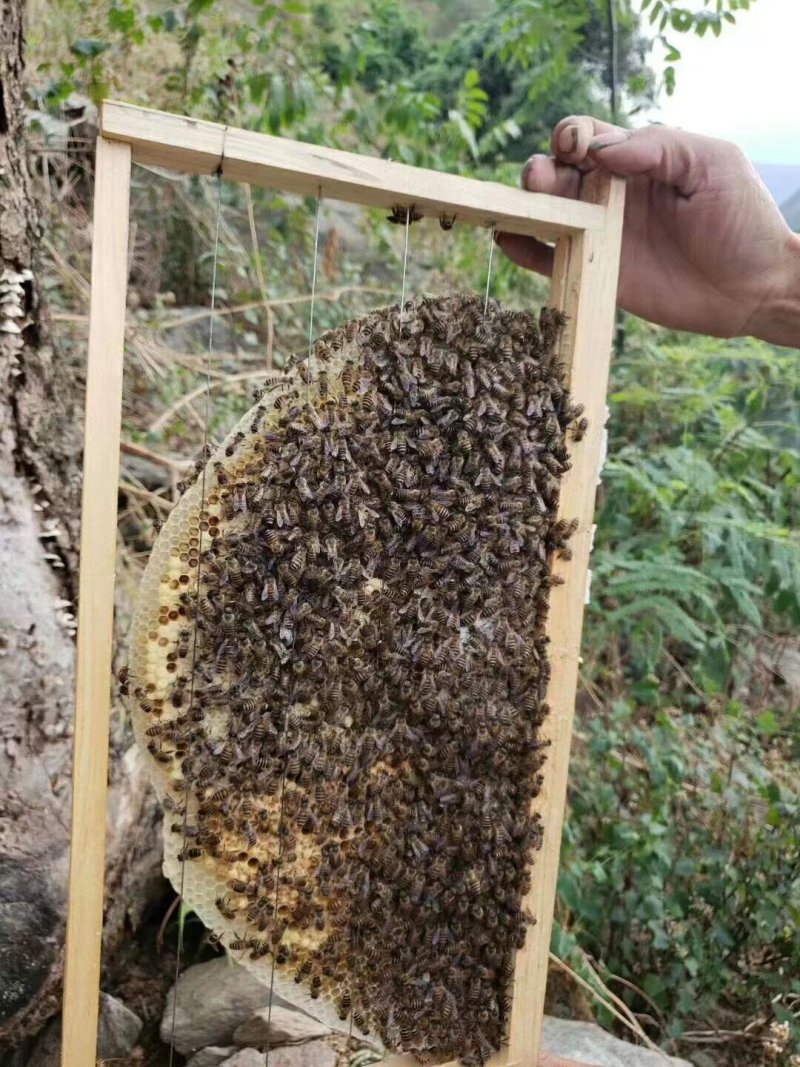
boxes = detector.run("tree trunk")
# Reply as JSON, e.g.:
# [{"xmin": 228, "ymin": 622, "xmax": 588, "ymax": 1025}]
[{"xmin": 0, "ymin": 0, "xmax": 160, "ymax": 1048}]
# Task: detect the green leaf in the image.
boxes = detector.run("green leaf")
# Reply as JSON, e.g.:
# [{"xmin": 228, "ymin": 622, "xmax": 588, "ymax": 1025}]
[
  {"xmin": 70, "ymin": 38, "xmax": 110, "ymax": 58},
  {"xmin": 268, "ymin": 72, "xmax": 287, "ymax": 131},
  {"xmin": 160, "ymin": 9, "xmax": 179, "ymax": 32},
  {"xmin": 670, "ymin": 9, "xmax": 694, "ymax": 32},
  {"xmin": 108, "ymin": 5, "xmax": 135, "ymax": 34},
  {"xmin": 448, "ymin": 109, "xmax": 479, "ymax": 160},
  {"xmin": 248, "ymin": 72, "xmax": 267, "ymax": 103},
  {"xmin": 755, "ymin": 710, "xmax": 779, "ymax": 736},
  {"xmin": 765, "ymin": 781, "xmax": 781, "ymax": 803}
]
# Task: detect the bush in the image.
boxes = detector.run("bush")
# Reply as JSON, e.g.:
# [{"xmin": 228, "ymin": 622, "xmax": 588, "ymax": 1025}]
[{"xmin": 558, "ymin": 322, "xmax": 800, "ymax": 1061}]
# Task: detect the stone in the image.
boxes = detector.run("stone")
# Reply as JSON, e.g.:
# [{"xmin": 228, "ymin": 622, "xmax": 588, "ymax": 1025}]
[
  {"xmin": 97, "ymin": 993, "xmax": 143, "ymax": 1058},
  {"xmin": 185, "ymin": 1048, "xmax": 239, "ymax": 1067},
  {"xmin": 219, "ymin": 1052, "xmax": 265, "ymax": 1067},
  {"xmin": 541, "ymin": 1017, "xmax": 692, "ymax": 1067},
  {"xmin": 22, "ymin": 993, "xmax": 142, "ymax": 1067},
  {"xmin": 221, "ymin": 1041, "xmax": 337, "ymax": 1067},
  {"xmin": 159, "ymin": 956, "xmax": 298, "ymax": 1054},
  {"xmin": 233, "ymin": 1006, "xmax": 330, "ymax": 1047},
  {"xmin": 19, "ymin": 1014, "xmax": 60, "ymax": 1067}
]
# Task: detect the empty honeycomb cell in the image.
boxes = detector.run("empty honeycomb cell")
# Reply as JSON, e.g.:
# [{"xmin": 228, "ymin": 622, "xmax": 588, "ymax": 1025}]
[{"xmin": 127, "ymin": 294, "xmax": 584, "ymax": 1065}]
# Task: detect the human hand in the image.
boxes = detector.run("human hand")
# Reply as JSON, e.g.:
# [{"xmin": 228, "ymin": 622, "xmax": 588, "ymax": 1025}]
[{"xmin": 497, "ymin": 115, "xmax": 800, "ymax": 347}]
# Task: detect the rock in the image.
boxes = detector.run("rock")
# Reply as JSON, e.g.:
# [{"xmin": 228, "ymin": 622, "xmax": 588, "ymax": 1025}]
[
  {"xmin": 541, "ymin": 1017, "xmax": 692, "ymax": 1067},
  {"xmin": 758, "ymin": 638, "xmax": 800, "ymax": 697},
  {"xmin": 159, "ymin": 957, "xmax": 298, "ymax": 1054},
  {"xmin": 219, "ymin": 1052, "xmax": 266, "ymax": 1067},
  {"xmin": 185, "ymin": 1048, "xmax": 239, "ymax": 1067},
  {"xmin": 17, "ymin": 1013, "xmax": 60, "ymax": 1067},
  {"xmin": 221, "ymin": 1041, "xmax": 337, "ymax": 1067},
  {"xmin": 160, "ymin": 309, "xmax": 237, "ymax": 356},
  {"xmin": 233, "ymin": 1005, "xmax": 330, "ymax": 1047},
  {"xmin": 0, "ymin": 855, "xmax": 64, "ymax": 1033},
  {"xmin": 97, "ymin": 993, "xmax": 143, "ymax": 1057},
  {"xmin": 22, "ymin": 993, "xmax": 142, "ymax": 1067}
]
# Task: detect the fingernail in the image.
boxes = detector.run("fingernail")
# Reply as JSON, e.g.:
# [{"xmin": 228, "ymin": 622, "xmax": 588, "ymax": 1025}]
[
  {"xmin": 557, "ymin": 124, "xmax": 578, "ymax": 155},
  {"xmin": 520, "ymin": 157, "xmax": 536, "ymax": 189},
  {"xmin": 589, "ymin": 130, "xmax": 629, "ymax": 151}
]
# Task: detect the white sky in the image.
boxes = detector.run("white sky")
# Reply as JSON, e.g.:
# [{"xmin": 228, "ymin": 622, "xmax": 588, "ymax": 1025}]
[{"xmin": 652, "ymin": 0, "xmax": 800, "ymax": 165}]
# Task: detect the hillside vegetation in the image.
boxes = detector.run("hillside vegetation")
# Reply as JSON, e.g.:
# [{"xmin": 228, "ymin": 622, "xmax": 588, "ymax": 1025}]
[{"xmin": 25, "ymin": 1, "xmax": 800, "ymax": 1064}]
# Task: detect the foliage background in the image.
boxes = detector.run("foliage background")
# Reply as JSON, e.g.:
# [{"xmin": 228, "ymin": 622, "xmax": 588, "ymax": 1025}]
[{"xmin": 23, "ymin": 0, "xmax": 798, "ymax": 1064}]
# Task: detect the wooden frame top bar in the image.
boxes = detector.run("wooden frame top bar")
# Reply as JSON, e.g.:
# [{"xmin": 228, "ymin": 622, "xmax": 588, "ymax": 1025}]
[{"xmin": 100, "ymin": 101, "xmax": 607, "ymax": 242}]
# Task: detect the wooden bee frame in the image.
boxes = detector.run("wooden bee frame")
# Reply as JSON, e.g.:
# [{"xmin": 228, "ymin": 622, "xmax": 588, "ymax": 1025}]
[{"xmin": 62, "ymin": 101, "xmax": 625, "ymax": 1067}]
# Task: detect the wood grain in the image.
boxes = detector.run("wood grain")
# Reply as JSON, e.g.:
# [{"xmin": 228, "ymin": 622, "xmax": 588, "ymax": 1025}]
[
  {"xmin": 508, "ymin": 172, "xmax": 626, "ymax": 1067},
  {"xmin": 99, "ymin": 101, "xmax": 607, "ymax": 242},
  {"xmin": 61, "ymin": 136, "xmax": 132, "ymax": 1067}
]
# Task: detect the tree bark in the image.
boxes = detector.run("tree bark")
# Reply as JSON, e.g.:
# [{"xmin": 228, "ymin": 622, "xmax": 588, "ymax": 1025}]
[
  {"xmin": 0, "ymin": 0, "xmax": 160, "ymax": 1048},
  {"xmin": 0, "ymin": 0, "xmax": 78, "ymax": 1042}
]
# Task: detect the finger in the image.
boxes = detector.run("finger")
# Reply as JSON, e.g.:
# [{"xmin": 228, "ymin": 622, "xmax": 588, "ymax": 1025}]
[
  {"xmin": 551, "ymin": 114, "xmax": 621, "ymax": 164},
  {"xmin": 494, "ymin": 232, "xmax": 555, "ymax": 278},
  {"xmin": 552, "ymin": 115, "xmax": 732, "ymax": 196},
  {"xmin": 498, "ymin": 155, "xmax": 578, "ymax": 274},
  {"xmin": 582, "ymin": 123, "xmax": 726, "ymax": 196},
  {"xmin": 521, "ymin": 154, "xmax": 582, "ymax": 200}
]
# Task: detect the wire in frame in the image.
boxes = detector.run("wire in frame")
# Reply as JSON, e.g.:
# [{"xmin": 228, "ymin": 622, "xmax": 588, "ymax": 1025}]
[{"xmin": 166, "ymin": 127, "xmax": 228, "ymax": 1066}]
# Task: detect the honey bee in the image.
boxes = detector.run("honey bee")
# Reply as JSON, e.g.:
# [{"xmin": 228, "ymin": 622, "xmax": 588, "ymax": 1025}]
[
  {"xmin": 249, "ymin": 938, "xmax": 270, "ymax": 960},
  {"xmin": 572, "ymin": 416, "xmax": 589, "ymax": 441},
  {"xmin": 177, "ymin": 846, "xmax": 205, "ymax": 861},
  {"xmin": 386, "ymin": 205, "xmax": 423, "ymax": 225},
  {"xmin": 224, "ymin": 431, "xmax": 245, "ymax": 457},
  {"xmin": 215, "ymin": 896, "xmax": 237, "ymax": 920}
]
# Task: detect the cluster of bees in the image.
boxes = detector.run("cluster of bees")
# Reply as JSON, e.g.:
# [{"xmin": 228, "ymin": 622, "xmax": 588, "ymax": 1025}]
[{"xmin": 128, "ymin": 292, "xmax": 583, "ymax": 1064}]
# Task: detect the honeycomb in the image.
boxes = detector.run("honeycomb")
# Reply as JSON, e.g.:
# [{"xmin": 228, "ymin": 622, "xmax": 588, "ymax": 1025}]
[{"xmin": 127, "ymin": 293, "xmax": 582, "ymax": 1063}]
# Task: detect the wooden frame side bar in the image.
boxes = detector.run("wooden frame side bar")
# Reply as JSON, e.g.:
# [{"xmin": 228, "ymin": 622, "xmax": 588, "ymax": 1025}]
[
  {"xmin": 509, "ymin": 172, "xmax": 626, "ymax": 1067},
  {"xmin": 61, "ymin": 137, "xmax": 132, "ymax": 1067},
  {"xmin": 99, "ymin": 101, "xmax": 607, "ymax": 242}
]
